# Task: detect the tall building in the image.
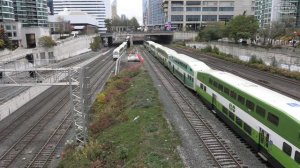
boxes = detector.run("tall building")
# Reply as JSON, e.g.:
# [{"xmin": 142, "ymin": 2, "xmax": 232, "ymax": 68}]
[
  {"xmin": 53, "ymin": 0, "xmax": 110, "ymax": 32},
  {"xmin": 0, "ymin": 0, "xmax": 15, "ymax": 22},
  {"xmin": 1, "ymin": 0, "xmax": 49, "ymax": 48},
  {"xmin": 162, "ymin": 0, "xmax": 255, "ymax": 31},
  {"xmin": 47, "ymin": 0, "xmax": 54, "ymax": 15},
  {"xmin": 255, "ymin": 0, "xmax": 298, "ymax": 28},
  {"xmin": 13, "ymin": 0, "xmax": 48, "ymax": 27},
  {"xmin": 296, "ymin": 1, "xmax": 300, "ymax": 28},
  {"xmin": 143, "ymin": 0, "xmax": 165, "ymax": 29},
  {"xmin": 111, "ymin": 0, "xmax": 119, "ymax": 19}
]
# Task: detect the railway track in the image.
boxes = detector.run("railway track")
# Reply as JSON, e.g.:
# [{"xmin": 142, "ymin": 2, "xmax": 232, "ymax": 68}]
[
  {"xmin": 0, "ymin": 90, "xmax": 69, "ymax": 168},
  {"xmin": 0, "ymin": 87, "xmax": 66, "ymax": 144},
  {"xmin": 26, "ymin": 110, "xmax": 72, "ymax": 168},
  {"xmin": 143, "ymin": 48, "xmax": 245, "ymax": 167},
  {"xmin": 169, "ymin": 45, "xmax": 300, "ymax": 101}
]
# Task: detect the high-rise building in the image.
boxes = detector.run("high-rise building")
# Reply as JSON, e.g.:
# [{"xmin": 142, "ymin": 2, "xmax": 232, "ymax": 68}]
[
  {"xmin": 255, "ymin": 0, "xmax": 298, "ymax": 28},
  {"xmin": 47, "ymin": 0, "xmax": 54, "ymax": 15},
  {"xmin": 296, "ymin": 1, "xmax": 300, "ymax": 28},
  {"xmin": 0, "ymin": 0, "xmax": 15, "ymax": 22},
  {"xmin": 162, "ymin": 0, "xmax": 255, "ymax": 31},
  {"xmin": 53, "ymin": 0, "xmax": 110, "ymax": 32},
  {"xmin": 111, "ymin": 0, "xmax": 119, "ymax": 19},
  {"xmin": 1, "ymin": 0, "xmax": 49, "ymax": 48},
  {"xmin": 143, "ymin": 0, "xmax": 165, "ymax": 29},
  {"xmin": 13, "ymin": 0, "xmax": 48, "ymax": 27}
]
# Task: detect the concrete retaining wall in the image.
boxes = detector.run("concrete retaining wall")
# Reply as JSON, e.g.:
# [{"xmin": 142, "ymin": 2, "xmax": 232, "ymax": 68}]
[
  {"xmin": 186, "ymin": 42, "xmax": 300, "ymax": 72},
  {"xmin": 174, "ymin": 32, "xmax": 198, "ymax": 41}
]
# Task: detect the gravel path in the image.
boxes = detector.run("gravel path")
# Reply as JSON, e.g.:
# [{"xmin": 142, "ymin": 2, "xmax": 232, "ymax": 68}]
[{"xmin": 142, "ymin": 49, "xmax": 271, "ymax": 168}]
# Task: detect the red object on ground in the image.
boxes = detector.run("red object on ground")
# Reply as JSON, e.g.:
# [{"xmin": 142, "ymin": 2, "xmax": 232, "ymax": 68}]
[{"xmin": 136, "ymin": 53, "xmax": 144, "ymax": 63}]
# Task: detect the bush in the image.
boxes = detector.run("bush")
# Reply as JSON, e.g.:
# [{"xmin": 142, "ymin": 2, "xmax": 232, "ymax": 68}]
[
  {"xmin": 38, "ymin": 36, "xmax": 56, "ymax": 48},
  {"xmin": 90, "ymin": 36, "xmax": 102, "ymax": 51},
  {"xmin": 0, "ymin": 39, "xmax": 4, "ymax": 49}
]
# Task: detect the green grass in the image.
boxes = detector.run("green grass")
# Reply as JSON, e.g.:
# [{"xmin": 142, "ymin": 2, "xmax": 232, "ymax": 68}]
[{"xmin": 58, "ymin": 65, "xmax": 183, "ymax": 168}]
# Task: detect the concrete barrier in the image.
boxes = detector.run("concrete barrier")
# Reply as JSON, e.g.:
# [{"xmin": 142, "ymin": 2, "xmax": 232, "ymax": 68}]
[{"xmin": 186, "ymin": 42, "xmax": 300, "ymax": 72}]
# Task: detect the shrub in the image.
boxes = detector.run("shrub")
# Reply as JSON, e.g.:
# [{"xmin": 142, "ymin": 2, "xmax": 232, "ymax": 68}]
[
  {"xmin": 38, "ymin": 36, "xmax": 56, "ymax": 48},
  {"xmin": 90, "ymin": 36, "xmax": 102, "ymax": 51}
]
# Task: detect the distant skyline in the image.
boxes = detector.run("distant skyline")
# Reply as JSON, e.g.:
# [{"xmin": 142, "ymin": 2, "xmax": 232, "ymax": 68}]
[{"xmin": 113, "ymin": 0, "xmax": 143, "ymax": 25}]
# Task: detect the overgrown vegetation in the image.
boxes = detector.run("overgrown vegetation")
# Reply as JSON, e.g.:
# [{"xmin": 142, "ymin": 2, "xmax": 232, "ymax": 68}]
[
  {"xmin": 59, "ymin": 65, "xmax": 183, "ymax": 168},
  {"xmin": 38, "ymin": 36, "xmax": 56, "ymax": 48},
  {"xmin": 180, "ymin": 45, "xmax": 300, "ymax": 80},
  {"xmin": 90, "ymin": 36, "xmax": 102, "ymax": 51}
]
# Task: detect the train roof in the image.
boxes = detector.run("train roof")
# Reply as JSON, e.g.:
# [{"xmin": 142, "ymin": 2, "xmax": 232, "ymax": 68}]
[
  {"xmin": 205, "ymin": 70, "xmax": 300, "ymax": 122},
  {"xmin": 174, "ymin": 53, "xmax": 211, "ymax": 72}
]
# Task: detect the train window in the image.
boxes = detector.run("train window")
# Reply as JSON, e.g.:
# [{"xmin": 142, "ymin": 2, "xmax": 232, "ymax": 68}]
[
  {"xmin": 244, "ymin": 123, "xmax": 252, "ymax": 135},
  {"xmin": 209, "ymin": 78, "xmax": 213, "ymax": 85},
  {"xmin": 236, "ymin": 117, "xmax": 243, "ymax": 127},
  {"xmin": 222, "ymin": 106, "xmax": 228, "ymax": 115},
  {"xmin": 295, "ymin": 151, "xmax": 300, "ymax": 164},
  {"xmin": 238, "ymin": 95, "xmax": 245, "ymax": 105},
  {"xmin": 283, "ymin": 142, "xmax": 292, "ymax": 156},
  {"xmin": 267, "ymin": 113, "xmax": 279, "ymax": 126},
  {"xmin": 229, "ymin": 112, "xmax": 235, "ymax": 121},
  {"xmin": 230, "ymin": 91, "xmax": 237, "ymax": 99},
  {"xmin": 224, "ymin": 87, "xmax": 229, "ymax": 95},
  {"xmin": 204, "ymin": 86, "xmax": 207, "ymax": 92},
  {"xmin": 246, "ymin": 100, "xmax": 255, "ymax": 111},
  {"xmin": 256, "ymin": 105, "xmax": 266, "ymax": 118},
  {"xmin": 213, "ymin": 81, "xmax": 218, "ymax": 88},
  {"xmin": 218, "ymin": 84, "xmax": 223, "ymax": 91},
  {"xmin": 200, "ymin": 83, "xmax": 204, "ymax": 90}
]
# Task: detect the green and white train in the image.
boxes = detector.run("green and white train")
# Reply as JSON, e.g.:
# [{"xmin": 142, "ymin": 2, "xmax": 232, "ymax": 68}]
[{"xmin": 144, "ymin": 41, "xmax": 300, "ymax": 168}]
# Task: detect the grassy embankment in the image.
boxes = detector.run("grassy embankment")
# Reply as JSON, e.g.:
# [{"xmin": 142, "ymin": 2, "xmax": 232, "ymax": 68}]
[
  {"xmin": 174, "ymin": 43, "xmax": 300, "ymax": 80},
  {"xmin": 58, "ymin": 64, "xmax": 183, "ymax": 168}
]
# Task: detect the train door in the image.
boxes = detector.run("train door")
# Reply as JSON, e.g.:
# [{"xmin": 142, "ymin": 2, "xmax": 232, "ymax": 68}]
[
  {"xmin": 212, "ymin": 94, "xmax": 217, "ymax": 111},
  {"xmin": 259, "ymin": 128, "xmax": 270, "ymax": 150},
  {"xmin": 183, "ymin": 74, "xmax": 186, "ymax": 84}
]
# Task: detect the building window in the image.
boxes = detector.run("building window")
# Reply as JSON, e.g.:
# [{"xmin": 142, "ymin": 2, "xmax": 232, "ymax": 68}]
[
  {"xmin": 172, "ymin": 7, "xmax": 184, "ymax": 11},
  {"xmin": 282, "ymin": 142, "xmax": 292, "ymax": 156},
  {"xmin": 186, "ymin": 15, "xmax": 200, "ymax": 21},
  {"xmin": 186, "ymin": 7, "xmax": 201, "ymax": 11},
  {"xmin": 203, "ymin": 7, "xmax": 218, "ymax": 11},
  {"xmin": 202, "ymin": 15, "xmax": 217, "ymax": 21},
  {"xmin": 171, "ymin": 15, "xmax": 183, "ymax": 22},
  {"xmin": 186, "ymin": 1, "xmax": 201, "ymax": 5},
  {"xmin": 219, "ymin": 15, "xmax": 233, "ymax": 21},
  {"xmin": 171, "ymin": 1, "xmax": 184, "ymax": 6},
  {"xmin": 267, "ymin": 113, "xmax": 279, "ymax": 126},
  {"xmin": 219, "ymin": 7, "xmax": 234, "ymax": 11}
]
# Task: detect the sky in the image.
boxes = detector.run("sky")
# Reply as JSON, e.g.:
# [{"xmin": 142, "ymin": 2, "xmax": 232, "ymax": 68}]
[{"xmin": 113, "ymin": 0, "xmax": 143, "ymax": 25}]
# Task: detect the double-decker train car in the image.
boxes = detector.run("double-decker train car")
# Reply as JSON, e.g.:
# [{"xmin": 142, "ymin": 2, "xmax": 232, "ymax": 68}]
[
  {"xmin": 113, "ymin": 42, "xmax": 127, "ymax": 60},
  {"xmin": 196, "ymin": 70, "xmax": 300, "ymax": 167},
  {"xmin": 169, "ymin": 53, "xmax": 210, "ymax": 90},
  {"xmin": 144, "ymin": 40, "xmax": 300, "ymax": 168}
]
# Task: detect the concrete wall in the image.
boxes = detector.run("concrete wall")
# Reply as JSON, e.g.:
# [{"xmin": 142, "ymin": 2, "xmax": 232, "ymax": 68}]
[
  {"xmin": 186, "ymin": 42, "xmax": 300, "ymax": 72},
  {"xmin": 33, "ymin": 35, "xmax": 94, "ymax": 66},
  {"xmin": 174, "ymin": 32, "xmax": 197, "ymax": 41}
]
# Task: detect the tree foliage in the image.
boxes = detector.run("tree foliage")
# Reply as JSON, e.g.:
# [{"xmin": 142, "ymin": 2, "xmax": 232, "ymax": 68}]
[
  {"xmin": 225, "ymin": 14, "xmax": 259, "ymax": 43},
  {"xmin": 104, "ymin": 19, "xmax": 112, "ymax": 32},
  {"xmin": 0, "ymin": 28, "xmax": 12, "ymax": 49},
  {"xmin": 38, "ymin": 36, "xmax": 56, "ymax": 48},
  {"xmin": 197, "ymin": 23, "xmax": 225, "ymax": 41},
  {"xmin": 90, "ymin": 36, "xmax": 102, "ymax": 51},
  {"xmin": 109, "ymin": 16, "xmax": 140, "ymax": 31},
  {"xmin": 0, "ymin": 39, "xmax": 5, "ymax": 49}
]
